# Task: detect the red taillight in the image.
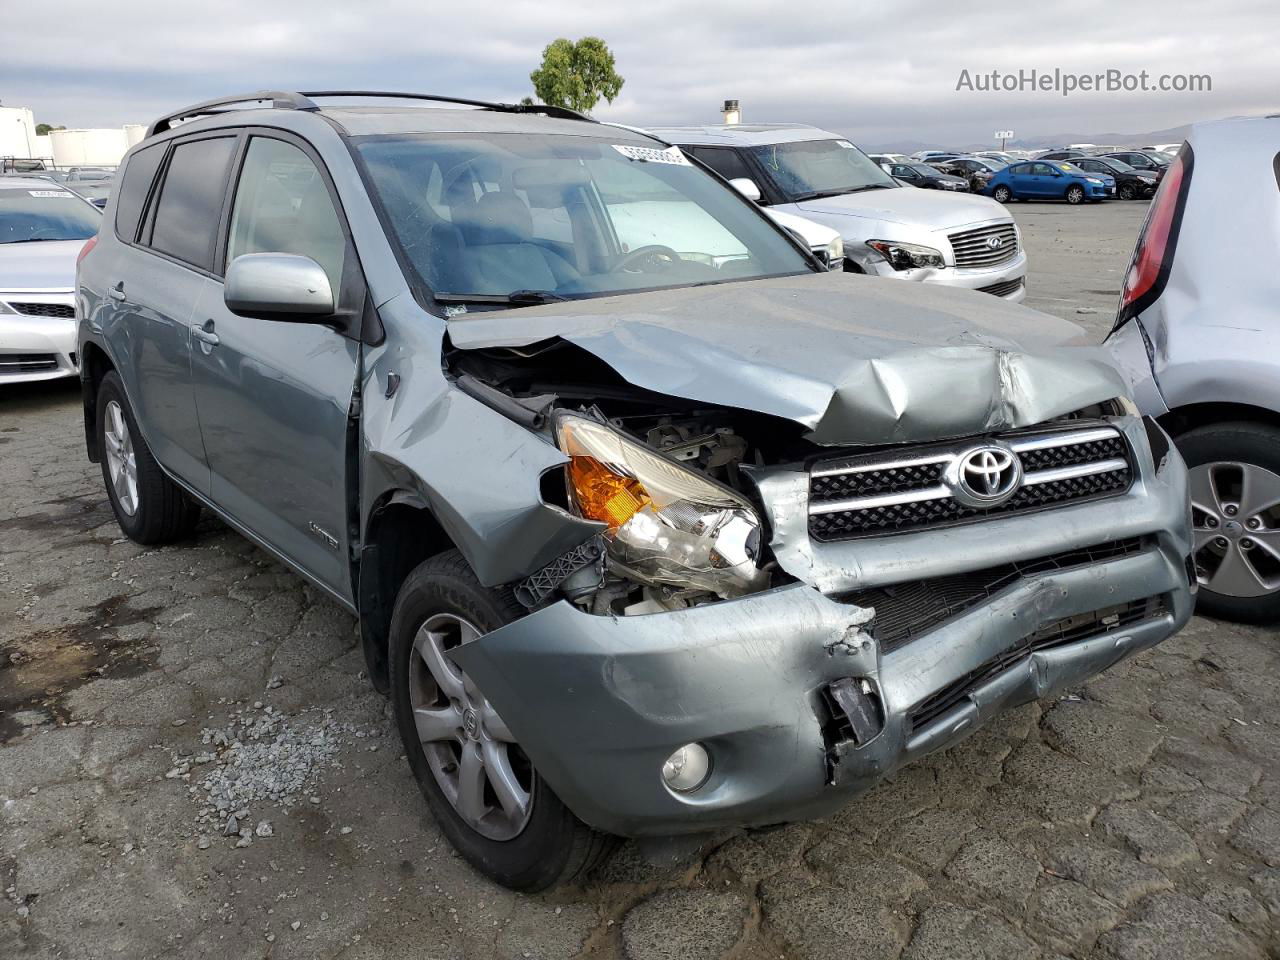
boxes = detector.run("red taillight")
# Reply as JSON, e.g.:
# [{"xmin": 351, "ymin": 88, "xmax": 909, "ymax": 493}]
[
  {"xmin": 77, "ymin": 233, "xmax": 99, "ymax": 267},
  {"xmin": 1118, "ymin": 146, "xmax": 1191, "ymax": 318}
]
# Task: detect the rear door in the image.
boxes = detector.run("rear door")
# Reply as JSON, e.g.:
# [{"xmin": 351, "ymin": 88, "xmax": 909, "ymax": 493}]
[
  {"xmin": 189, "ymin": 131, "xmax": 362, "ymax": 601},
  {"xmin": 103, "ymin": 134, "xmax": 239, "ymax": 493}
]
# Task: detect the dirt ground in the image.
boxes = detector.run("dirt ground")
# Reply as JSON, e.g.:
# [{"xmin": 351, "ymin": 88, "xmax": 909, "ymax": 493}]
[{"xmin": 4, "ymin": 201, "xmax": 1280, "ymax": 960}]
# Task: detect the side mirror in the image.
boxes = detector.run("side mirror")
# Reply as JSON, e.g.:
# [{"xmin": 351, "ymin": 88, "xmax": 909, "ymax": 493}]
[
  {"xmin": 728, "ymin": 177, "xmax": 763, "ymax": 203},
  {"xmin": 224, "ymin": 253, "xmax": 335, "ymax": 320}
]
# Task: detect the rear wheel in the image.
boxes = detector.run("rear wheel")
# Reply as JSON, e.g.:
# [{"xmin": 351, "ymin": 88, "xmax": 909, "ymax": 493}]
[
  {"xmin": 96, "ymin": 371, "xmax": 200, "ymax": 544},
  {"xmin": 388, "ymin": 550, "xmax": 613, "ymax": 890},
  {"xmin": 1177, "ymin": 422, "xmax": 1280, "ymax": 624},
  {"xmin": 993, "ymin": 185, "xmax": 1012, "ymax": 203},
  {"xmin": 1065, "ymin": 185, "xmax": 1085, "ymax": 204},
  {"xmin": 1118, "ymin": 182, "xmax": 1137, "ymax": 201}
]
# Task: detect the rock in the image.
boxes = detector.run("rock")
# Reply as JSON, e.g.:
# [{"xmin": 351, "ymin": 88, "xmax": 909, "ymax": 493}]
[
  {"xmin": 1231, "ymin": 807, "xmax": 1280, "ymax": 866},
  {"xmin": 804, "ymin": 836, "xmax": 926, "ymax": 901},
  {"xmin": 223, "ymin": 815, "xmax": 239, "ymax": 837},
  {"xmin": 761, "ymin": 880, "xmax": 907, "ymax": 960},
  {"xmin": 1027, "ymin": 879, "xmax": 1122, "ymax": 949},
  {"xmin": 1041, "ymin": 702, "xmax": 1163, "ymax": 773},
  {"xmin": 1045, "ymin": 841, "xmax": 1173, "ymax": 907},
  {"xmin": 621, "ymin": 890, "xmax": 747, "ymax": 960},
  {"xmin": 902, "ymin": 903, "xmax": 1041, "ymax": 960},
  {"xmin": 255, "ymin": 820, "xmax": 273, "ymax": 838},
  {"xmin": 197, "ymin": 836, "xmax": 211, "ymax": 850},
  {"xmin": 1096, "ymin": 804, "xmax": 1199, "ymax": 868},
  {"xmin": 1096, "ymin": 892, "xmax": 1264, "ymax": 960},
  {"xmin": 1161, "ymin": 737, "xmax": 1260, "ymax": 799},
  {"xmin": 943, "ymin": 836, "xmax": 1042, "ymax": 908}
]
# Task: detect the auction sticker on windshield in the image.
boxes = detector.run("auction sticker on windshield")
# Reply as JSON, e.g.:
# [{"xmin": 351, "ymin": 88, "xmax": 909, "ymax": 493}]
[
  {"xmin": 612, "ymin": 144, "xmax": 691, "ymax": 165},
  {"xmin": 28, "ymin": 191, "xmax": 74, "ymax": 198}
]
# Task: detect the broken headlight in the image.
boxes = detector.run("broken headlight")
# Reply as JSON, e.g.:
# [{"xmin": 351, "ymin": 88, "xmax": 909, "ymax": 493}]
[{"xmin": 554, "ymin": 413, "xmax": 768, "ymax": 599}]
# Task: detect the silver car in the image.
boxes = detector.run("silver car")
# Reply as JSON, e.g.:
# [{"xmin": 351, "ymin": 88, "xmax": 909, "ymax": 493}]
[
  {"xmin": 1108, "ymin": 118, "xmax": 1280, "ymax": 623},
  {"xmin": 0, "ymin": 177, "xmax": 99, "ymax": 382},
  {"xmin": 79, "ymin": 91, "xmax": 1192, "ymax": 891},
  {"xmin": 648, "ymin": 124, "xmax": 1028, "ymax": 302}
]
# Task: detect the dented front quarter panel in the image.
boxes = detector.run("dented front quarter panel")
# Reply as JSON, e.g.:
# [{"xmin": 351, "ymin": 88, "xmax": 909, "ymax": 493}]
[{"xmin": 360, "ymin": 292, "xmax": 602, "ymax": 587}]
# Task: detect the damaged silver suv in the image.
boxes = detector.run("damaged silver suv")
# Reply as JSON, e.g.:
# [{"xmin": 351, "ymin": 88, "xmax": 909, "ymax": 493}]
[{"xmin": 77, "ymin": 91, "xmax": 1196, "ymax": 891}]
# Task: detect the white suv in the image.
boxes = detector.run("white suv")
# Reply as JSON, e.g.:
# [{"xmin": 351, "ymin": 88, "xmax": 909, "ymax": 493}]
[{"xmin": 649, "ymin": 124, "xmax": 1028, "ymax": 301}]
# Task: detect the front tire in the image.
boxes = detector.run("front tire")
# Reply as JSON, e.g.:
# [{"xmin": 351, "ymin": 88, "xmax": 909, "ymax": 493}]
[
  {"xmin": 96, "ymin": 371, "xmax": 200, "ymax": 544},
  {"xmin": 388, "ymin": 550, "xmax": 612, "ymax": 890},
  {"xmin": 993, "ymin": 185, "xmax": 1012, "ymax": 203},
  {"xmin": 1177, "ymin": 422, "xmax": 1280, "ymax": 624},
  {"xmin": 1065, "ymin": 185, "xmax": 1085, "ymax": 204},
  {"xmin": 1118, "ymin": 182, "xmax": 1137, "ymax": 201}
]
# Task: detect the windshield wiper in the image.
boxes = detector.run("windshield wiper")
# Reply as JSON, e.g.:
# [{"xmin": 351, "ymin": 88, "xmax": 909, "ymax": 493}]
[
  {"xmin": 789, "ymin": 183, "xmax": 896, "ymax": 202},
  {"xmin": 434, "ymin": 289, "xmax": 569, "ymax": 306},
  {"xmin": 0, "ymin": 237, "xmax": 81, "ymax": 244}
]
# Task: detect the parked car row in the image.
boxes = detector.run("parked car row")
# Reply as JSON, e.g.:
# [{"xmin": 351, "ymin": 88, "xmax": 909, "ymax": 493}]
[{"xmin": 69, "ymin": 90, "xmax": 1196, "ymax": 891}]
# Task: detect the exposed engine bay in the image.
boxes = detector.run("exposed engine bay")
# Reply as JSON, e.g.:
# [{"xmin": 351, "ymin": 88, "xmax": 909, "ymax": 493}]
[{"xmin": 447, "ymin": 337, "xmax": 820, "ymax": 615}]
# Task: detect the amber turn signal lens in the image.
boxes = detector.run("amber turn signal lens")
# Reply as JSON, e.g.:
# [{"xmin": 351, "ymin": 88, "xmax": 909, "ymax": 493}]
[{"xmin": 567, "ymin": 456, "xmax": 651, "ymax": 531}]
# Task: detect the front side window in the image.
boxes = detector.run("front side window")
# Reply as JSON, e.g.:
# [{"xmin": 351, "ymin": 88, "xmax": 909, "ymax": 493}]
[
  {"xmin": 227, "ymin": 137, "xmax": 346, "ymax": 293},
  {"xmin": 149, "ymin": 137, "xmax": 237, "ymax": 270},
  {"xmin": 0, "ymin": 186, "xmax": 100, "ymax": 244},
  {"xmin": 745, "ymin": 139, "xmax": 897, "ymax": 202},
  {"xmin": 355, "ymin": 133, "xmax": 810, "ymax": 305},
  {"xmin": 685, "ymin": 147, "xmax": 754, "ymax": 184}
]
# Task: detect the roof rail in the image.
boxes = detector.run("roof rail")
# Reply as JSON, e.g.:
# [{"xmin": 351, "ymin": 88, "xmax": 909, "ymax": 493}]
[
  {"xmin": 297, "ymin": 91, "xmax": 592, "ymax": 123},
  {"xmin": 145, "ymin": 90, "xmax": 593, "ymax": 139},
  {"xmin": 146, "ymin": 91, "xmax": 318, "ymax": 138}
]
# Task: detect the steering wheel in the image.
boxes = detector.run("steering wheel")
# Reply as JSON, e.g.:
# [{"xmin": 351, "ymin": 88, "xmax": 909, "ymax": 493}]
[{"xmin": 611, "ymin": 244, "xmax": 682, "ymax": 273}]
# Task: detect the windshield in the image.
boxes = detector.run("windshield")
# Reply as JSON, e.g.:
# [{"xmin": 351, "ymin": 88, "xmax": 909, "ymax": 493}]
[
  {"xmin": 1095, "ymin": 157, "xmax": 1133, "ymax": 173},
  {"xmin": 745, "ymin": 139, "xmax": 898, "ymax": 202},
  {"xmin": 355, "ymin": 133, "xmax": 812, "ymax": 305},
  {"xmin": 0, "ymin": 187, "xmax": 100, "ymax": 243}
]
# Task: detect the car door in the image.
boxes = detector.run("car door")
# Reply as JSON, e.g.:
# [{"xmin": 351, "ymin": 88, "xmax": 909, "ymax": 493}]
[
  {"xmin": 105, "ymin": 134, "xmax": 239, "ymax": 494},
  {"xmin": 1005, "ymin": 163, "xmax": 1033, "ymax": 196},
  {"xmin": 189, "ymin": 131, "xmax": 363, "ymax": 602},
  {"xmin": 891, "ymin": 164, "xmax": 921, "ymax": 185}
]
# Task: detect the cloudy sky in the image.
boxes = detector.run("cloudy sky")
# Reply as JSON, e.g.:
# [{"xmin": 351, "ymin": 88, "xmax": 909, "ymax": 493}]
[{"xmin": 2, "ymin": 0, "xmax": 1275, "ymax": 149}]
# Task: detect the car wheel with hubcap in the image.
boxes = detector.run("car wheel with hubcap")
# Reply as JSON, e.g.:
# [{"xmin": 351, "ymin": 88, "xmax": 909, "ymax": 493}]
[
  {"xmin": 1118, "ymin": 182, "xmax": 1137, "ymax": 201},
  {"xmin": 388, "ymin": 550, "xmax": 613, "ymax": 890},
  {"xmin": 95, "ymin": 370, "xmax": 200, "ymax": 544},
  {"xmin": 1065, "ymin": 185, "xmax": 1085, "ymax": 204},
  {"xmin": 993, "ymin": 185, "xmax": 1012, "ymax": 203},
  {"xmin": 1178, "ymin": 422, "xmax": 1280, "ymax": 623}
]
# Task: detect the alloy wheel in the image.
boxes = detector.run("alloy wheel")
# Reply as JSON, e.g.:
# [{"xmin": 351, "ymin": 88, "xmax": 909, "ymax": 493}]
[
  {"xmin": 1189, "ymin": 461, "xmax": 1280, "ymax": 598},
  {"xmin": 407, "ymin": 613, "xmax": 533, "ymax": 840},
  {"xmin": 103, "ymin": 400, "xmax": 139, "ymax": 516}
]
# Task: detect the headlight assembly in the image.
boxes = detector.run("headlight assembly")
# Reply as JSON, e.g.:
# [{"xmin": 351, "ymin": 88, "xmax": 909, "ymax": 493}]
[
  {"xmin": 866, "ymin": 239, "xmax": 945, "ymax": 271},
  {"xmin": 555, "ymin": 413, "xmax": 768, "ymax": 599},
  {"xmin": 820, "ymin": 235, "xmax": 844, "ymax": 270}
]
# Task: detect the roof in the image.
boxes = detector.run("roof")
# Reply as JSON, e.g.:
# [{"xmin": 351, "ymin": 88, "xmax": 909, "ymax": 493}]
[
  {"xmin": 143, "ymin": 90, "xmax": 658, "ymax": 144},
  {"xmin": 643, "ymin": 123, "xmax": 839, "ymax": 147}
]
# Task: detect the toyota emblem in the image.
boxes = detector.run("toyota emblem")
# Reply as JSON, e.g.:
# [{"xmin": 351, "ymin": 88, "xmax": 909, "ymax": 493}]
[
  {"xmin": 985, "ymin": 236, "xmax": 1003, "ymax": 249},
  {"xmin": 946, "ymin": 444, "xmax": 1023, "ymax": 508}
]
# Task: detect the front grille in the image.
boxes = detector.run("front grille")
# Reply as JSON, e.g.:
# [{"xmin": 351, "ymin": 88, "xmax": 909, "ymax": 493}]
[
  {"xmin": 949, "ymin": 222, "xmax": 1019, "ymax": 268},
  {"xmin": 809, "ymin": 424, "xmax": 1132, "ymax": 541},
  {"xmin": 0, "ymin": 353, "xmax": 58, "ymax": 371},
  {"xmin": 8, "ymin": 302, "xmax": 74, "ymax": 318},
  {"xmin": 906, "ymin": 595, "xmax": 1168, "ymax": 733},
  {"xmin": 976, "ymin": 276, "xmax": 1024, "ymax": 298},
  {"xmin": 847, "ymin": 538, "xmax": 1145, "ymax": 652}
]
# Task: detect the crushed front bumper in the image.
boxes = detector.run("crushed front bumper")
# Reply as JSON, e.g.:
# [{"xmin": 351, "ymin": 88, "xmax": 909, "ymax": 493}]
[{"xmin": 452, "ymin": 420, "xmax": 1193, "ymax": 837}]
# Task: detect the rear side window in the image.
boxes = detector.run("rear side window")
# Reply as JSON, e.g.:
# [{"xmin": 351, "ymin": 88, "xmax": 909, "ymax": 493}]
[
  {"xmin": 113, "ymin": 143, "xmax": 165, "ymax": 242},
  {"xmin": 149, "ymin": 137, "xmax": 236, "ymax": 271}
]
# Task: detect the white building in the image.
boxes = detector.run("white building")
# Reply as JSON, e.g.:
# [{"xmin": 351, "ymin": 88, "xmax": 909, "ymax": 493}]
[{"xmin": 0, "ymin": 105, "xmax": 39, "ymax": 160}]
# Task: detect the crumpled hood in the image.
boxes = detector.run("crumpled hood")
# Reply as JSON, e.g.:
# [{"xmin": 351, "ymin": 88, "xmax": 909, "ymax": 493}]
[
  {"xmin": 447, "ymin": 271, "xmax": 1128, "ymax": 446},
  {"xmin": 792, "ymin": 186, "xmax": 1010, "ymax": 229},
  {"xmin": 0, "ymin": 240, "xmax": 81, "ymax": 292}
]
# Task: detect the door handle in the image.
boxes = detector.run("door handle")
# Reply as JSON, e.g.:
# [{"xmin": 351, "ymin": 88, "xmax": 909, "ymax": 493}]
[
  {"xmin": 108, "ymin": 282, "xmax": 126, "ymax": 302},
  {"xmin": 192, "ymin": 320, "xmax": 220, "ymax": 348}
]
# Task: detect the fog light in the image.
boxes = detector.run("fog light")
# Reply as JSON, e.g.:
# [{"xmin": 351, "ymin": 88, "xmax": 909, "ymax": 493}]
[{"xmin": 661, "ymin": 743, "xmax": 711, "ymax": 793}]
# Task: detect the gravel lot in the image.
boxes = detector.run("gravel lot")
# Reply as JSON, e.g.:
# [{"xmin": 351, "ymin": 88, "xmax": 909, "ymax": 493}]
[{"xmin": 4, "ymin": 201, "xmax": 1280, "ymax": 960}]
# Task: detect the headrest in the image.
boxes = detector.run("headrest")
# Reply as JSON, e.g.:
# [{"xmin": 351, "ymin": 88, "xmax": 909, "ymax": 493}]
[{"xmin": 455, "ymin": 192, "xmax": 533, "ymax": 246}]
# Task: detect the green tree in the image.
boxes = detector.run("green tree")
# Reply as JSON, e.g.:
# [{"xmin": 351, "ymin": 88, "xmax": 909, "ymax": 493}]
[
  {"xmin": 529, "ymin": 37, "xmax": 624, "ymax": 115},
  {"xmin": 35, "ymin": 123, "xmax": 65, "ymax": 136}
]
